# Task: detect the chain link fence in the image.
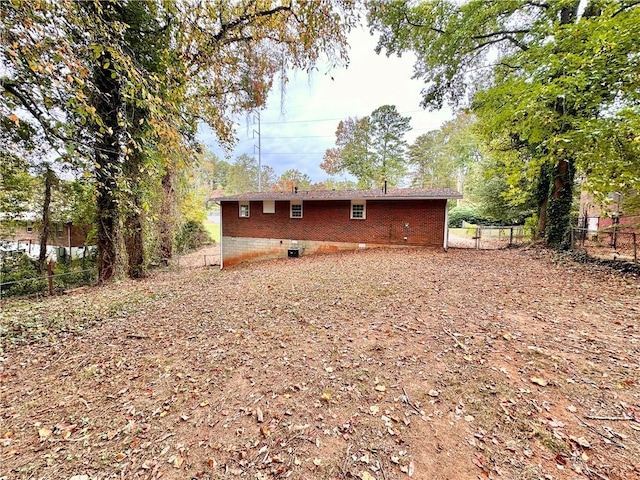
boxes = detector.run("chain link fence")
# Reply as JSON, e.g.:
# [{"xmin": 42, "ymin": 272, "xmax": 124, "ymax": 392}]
[
  {"xmin": 572, "ymin": 227, "xmax": 638, "ymax": 264},
  {"xmin": 448, "ymin": 226, "xmax": 533, "ymax": 250}
]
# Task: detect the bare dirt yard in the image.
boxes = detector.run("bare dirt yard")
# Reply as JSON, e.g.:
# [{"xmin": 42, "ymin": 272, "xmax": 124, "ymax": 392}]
[{"xmin": 1, "ymin": 247, "xmax": 639, "ymax": 480}]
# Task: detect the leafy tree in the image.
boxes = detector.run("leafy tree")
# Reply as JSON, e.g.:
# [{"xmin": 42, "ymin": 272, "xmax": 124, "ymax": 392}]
[
  {"xmin": 1, "ymin": 0, "xmax": 357, "ymax": 281},
  {"xmin": 368, "ymin": 0, "xmax": 640, "ymax": 249},
  {"xmin": 198, "ymin": 151, "xmax": 230, "ymax": 191},
  {"xmin": 321, "ymin": 105, "xmax": 411, "ymax": 188},
  {"xmin": 226, "ymin": 154, "xmax": 275, "ymax": 194},
  {"xmin": 273, "ymin": 169, "xmax": 312, "ymax": 192},
  {"xmin": 465, "ymin": 153, "xmax": 537, "ymax": 225},
  {"xmin": 408, "ymin": 130, "xmax": 454, "ymax": 188},
  {"xmin": 0, "ymin": 153, "xmax": 35, "ymax": 221}
]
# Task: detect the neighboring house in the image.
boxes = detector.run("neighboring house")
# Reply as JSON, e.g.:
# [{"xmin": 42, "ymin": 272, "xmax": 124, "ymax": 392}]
[
  {"xmin": 579, "ymin": 190, "xmax": 639, "ymax": 233},
  {"xmin": 216, "ymin": 187, "xmax": 462, "ymax": 268},
  {"xmin": 0, "ymin": 214, "xmax": 90, "ymax": 253}
]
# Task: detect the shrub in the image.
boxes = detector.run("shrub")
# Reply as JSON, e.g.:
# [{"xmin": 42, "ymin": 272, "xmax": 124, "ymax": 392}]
[
  {"xmin": 175, "ymin": 220, "xmax": 212, "ymax": 254},
  {"xmin": 448, "ymin": 205, "xmax": 488, "ymax": 227}
]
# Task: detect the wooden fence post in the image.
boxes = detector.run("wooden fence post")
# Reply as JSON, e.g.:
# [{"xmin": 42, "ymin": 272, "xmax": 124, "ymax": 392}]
[{"xmin": 47, "ymin": 261, "xmax": 55, "ymax": 296}]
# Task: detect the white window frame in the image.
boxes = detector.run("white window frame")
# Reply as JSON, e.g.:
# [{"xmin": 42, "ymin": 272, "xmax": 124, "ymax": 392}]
[
  {"xmin": 290, "ymin": 200, "xmax": 303, "ymax": 218},
  {"xmin": 263, "ymin": 200, "xmax": 275, "ymax": 214},
  {"xmin": 239, "ymin": 201, "xmax": 250, "ymax": 218},
  {"xmin": 350, "ymin": 200, "xmax": 366, "ymax": 219}
]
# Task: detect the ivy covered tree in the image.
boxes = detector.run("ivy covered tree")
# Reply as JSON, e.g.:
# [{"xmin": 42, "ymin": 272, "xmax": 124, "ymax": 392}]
[
  {"xmin": 321, "ymin": 105, "xmax": 412, "ymax": 188},
  {"xmin": 368, "ymin": 0, "xmax": 640, "ymax": 249},
  {"xmin": 1, "ymin": 0, "xmax": 358, "ymax": 281}
]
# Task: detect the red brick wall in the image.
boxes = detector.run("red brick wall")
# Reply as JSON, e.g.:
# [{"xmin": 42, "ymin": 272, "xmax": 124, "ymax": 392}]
[{"xmin": 221, "ymin": 199, "xmax": 446, "ymax": 246}]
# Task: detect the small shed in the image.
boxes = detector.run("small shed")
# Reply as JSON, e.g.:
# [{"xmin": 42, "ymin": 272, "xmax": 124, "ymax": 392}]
[{"xmin": 216, "ymin": 187, "xmax": 462, "ymax": 268}]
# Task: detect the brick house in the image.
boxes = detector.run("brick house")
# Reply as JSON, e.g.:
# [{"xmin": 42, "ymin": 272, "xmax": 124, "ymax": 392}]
[
  {"xmin": 216, "ymin": 187, "xmax": 462, "ymax": 268},
  {"xmin": 0, "ymin": 214, "xmax": 90, "ymax": 252}
]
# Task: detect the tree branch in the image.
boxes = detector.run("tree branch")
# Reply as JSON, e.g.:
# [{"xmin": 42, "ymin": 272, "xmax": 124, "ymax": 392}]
[
  {"xmin": 213, "ymin": 5, "xmax": 291, "ymax": 43},
  {"xmin": 612, "ymin": 0, "xmax": 640, "ymax": 17}
]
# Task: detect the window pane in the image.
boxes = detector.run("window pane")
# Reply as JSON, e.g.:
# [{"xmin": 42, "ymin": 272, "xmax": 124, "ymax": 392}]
[
  {"xmin": 291, "ymin": 204, "xmax": 302, "ymax": 217},
  {"xmin": 240, "ymin": 204, "xmax": 250, "ymax": 217},
  {"xmin": 352, "ymin": 204, "xmax": 365, "ymax": 218}
]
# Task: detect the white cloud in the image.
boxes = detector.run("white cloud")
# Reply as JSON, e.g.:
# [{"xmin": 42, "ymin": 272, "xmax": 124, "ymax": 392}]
[{"xmin": 199, "ymin": 28, "xmax": 453, "ymax": 182}]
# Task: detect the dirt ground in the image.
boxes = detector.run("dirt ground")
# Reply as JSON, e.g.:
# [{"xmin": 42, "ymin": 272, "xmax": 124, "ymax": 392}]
[{"xmin": 1, "ymin": 247, "xmax": 639, "ymax": 480}]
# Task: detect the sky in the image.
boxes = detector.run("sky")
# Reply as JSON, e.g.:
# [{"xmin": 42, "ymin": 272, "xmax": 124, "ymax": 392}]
[{"xmin": 198, "ymin": 27, "xmax": 454, "ymax": 184}]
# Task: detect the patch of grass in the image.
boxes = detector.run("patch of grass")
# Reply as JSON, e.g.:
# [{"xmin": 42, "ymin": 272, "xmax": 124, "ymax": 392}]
[
  {"xmin": 203, "ymin": 219, "xmax": 220, "ymax": 243},
  {"xmin": 532, "ymin": 425, "xmax": 569, "ymax": 454}
]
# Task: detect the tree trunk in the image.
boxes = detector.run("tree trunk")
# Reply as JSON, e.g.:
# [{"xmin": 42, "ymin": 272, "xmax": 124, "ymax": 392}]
[
  {"xmin": 122, "ymin": 150, "xmax": 146, "ymax": 279},
  {"xmin": 535, "ymin": 163, "xmax": 552, "ymax": 240},
  {"xmin": 545, "ymin": 157, "xmax": 575, "ymax": 250},
  {"xmin": 37, "ymin": 167, "xmax": 55, "ymax": 273},
  {"xmin": 158, "ymin": 169, "xmax": 176, "ymax": 265},
  {"xmin": 93, "ymin": 52, "xmax": 122, "ymax": 284},
  {"xmin": 124, "ymin": 197, "xmax": 145, "ymax": 278}
]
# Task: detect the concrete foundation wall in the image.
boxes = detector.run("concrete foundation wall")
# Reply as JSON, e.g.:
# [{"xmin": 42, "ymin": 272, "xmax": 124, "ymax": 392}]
[{"xmin": 221, "ymin": 236, "xmax": 404, "ymax": 268}]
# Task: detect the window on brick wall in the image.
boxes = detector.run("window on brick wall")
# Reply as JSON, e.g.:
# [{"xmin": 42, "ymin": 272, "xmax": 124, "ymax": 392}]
[
  {"xmin": 290, "ymin": 200, "xmax": 303, "ymax": 218},
  {"xmin": 239, "ymin": 202, "xmax": 250, "ymax": 217},
  {"xmin": 350, "ymin": 200, "xmax": 366, "ymax": 219}
]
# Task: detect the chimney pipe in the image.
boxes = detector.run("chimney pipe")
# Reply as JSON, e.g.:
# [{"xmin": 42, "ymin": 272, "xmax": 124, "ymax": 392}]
[
  {"xmin": 294, "ymin": 186, "xmax": 298, "ymax": 194},
  {"xmin": 383, "ymin": 180, "xmax": 387, "ymax": 194}
]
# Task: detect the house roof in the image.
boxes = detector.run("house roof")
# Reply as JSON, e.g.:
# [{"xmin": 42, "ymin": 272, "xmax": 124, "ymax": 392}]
[{"xmin": 217, "ymin": 187, "xmax": 462, "ymax": 202}]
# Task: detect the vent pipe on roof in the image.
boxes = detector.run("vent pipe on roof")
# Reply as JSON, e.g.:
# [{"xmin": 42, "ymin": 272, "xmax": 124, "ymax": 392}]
[
  {"xmin": 294, "ymin": 186, "xmax": 298, "ymax": 194},
  {"xmin": 383, "ymin": 180, "xmax": 387, "ymax": 194}
]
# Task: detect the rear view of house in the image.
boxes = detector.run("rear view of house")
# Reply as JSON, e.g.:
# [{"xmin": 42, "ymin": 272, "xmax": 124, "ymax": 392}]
[{"xmin": 217, "ymin": 187, "xmax": 461, "ymax": 268}]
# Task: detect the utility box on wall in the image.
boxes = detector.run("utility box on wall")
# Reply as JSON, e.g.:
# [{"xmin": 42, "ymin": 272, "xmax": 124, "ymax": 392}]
[{"xmin": 287, "ymin": 248, "xmax": 300, "ymax": 258}]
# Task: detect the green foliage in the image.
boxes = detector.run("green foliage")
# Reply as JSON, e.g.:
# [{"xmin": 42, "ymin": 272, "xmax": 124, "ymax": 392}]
[
  {"xmin": 321, "ymin": 105, "xmax": 411, "ymax": 188},
  {"xmin": 175, "ymin": 220, "xmax": 212, "ymax": 254},
  {"xmin": 408, "ymin": 112, "xmax": 479, "ymax": 189},
  {"xmin": 465, "ymin": 153, "xmax": 537, "ymax": 225},
  {"xmin": 1, "ymin": 0, "xmax": 358, "ymax": 281},
  {"xmin": 0, "ymin": 253, "xmax": 97, "ymax": 299},
  {"xmin": 0, "ymin": 152, "xmax": 36, "ymax": 219},
  {"xmin": 368, "ymin": 0, "xmax": 640, "ymax": 249},
  {"xmin": 226, "ymin": 154, "xmax": 275, "ymax": 194},
  {"xmin": 447, "ymin": 205, "xmax": 488, "ymax": 228},
  {"xmin": 274, "ymin": 169, "xmax": 312, "ymax": 192},
  {"xmin": 0, "ymin": 254, "xmax": 45, "ymax": 298}
]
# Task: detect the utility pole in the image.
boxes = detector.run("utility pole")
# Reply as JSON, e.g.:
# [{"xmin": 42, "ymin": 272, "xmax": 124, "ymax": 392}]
[{"xmin": 253, "ymin": 111, "xmax": 262, "ymax": 192}]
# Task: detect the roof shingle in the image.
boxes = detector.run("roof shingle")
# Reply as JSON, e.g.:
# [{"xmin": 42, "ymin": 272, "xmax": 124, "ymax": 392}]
[{"xmin": 216, "ymin": 187, "xmax": 462, "ymax": 202}]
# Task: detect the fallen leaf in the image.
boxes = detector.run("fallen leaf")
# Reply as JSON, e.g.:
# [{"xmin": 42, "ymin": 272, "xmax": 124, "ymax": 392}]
[
  {"xmin": 38, "ymin": 428, "xmax": 52, "ymax": 440},
  {"xmin": 569, "ymin": 435, "xmax": 591, "ymax": 448},
  {"xmin": 360, "ymin": 471, "xmax": 376, "ymax": 480},
  {"xmin": 369, "ymin": 405, "xmax": 380, "ymax": 415},
  {"xmin": 313, "ymin": 458, "xmax": 322, "ymax": 466},
  {"xmin": 428, "ymin": 389, "xmax": 439, "ymax": 397},
  {"xmin": 408, "ymin": 460, "xmax": 415, "ymax": 477},
  {"xmin": 375, "ymin": 384, "xmax": 386, "ymax": 392},
  {"xmin": 530, "ymin": 377, "xmax": 548, "ymax": 387},
  {"xmin": 566, "ymin": 405, "xmax": 577, "ymax": 413},
  {"xmin": 172, "ymin": 455, "xmax": 184, "ymax": 468},
  {"xmin": 256, "ymin": 407, "xmax": 264, "ymax": 423}
]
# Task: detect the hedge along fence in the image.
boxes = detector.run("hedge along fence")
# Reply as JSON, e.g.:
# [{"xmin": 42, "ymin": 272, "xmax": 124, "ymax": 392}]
[
  {"xmin": 0, "ymin": 255, "xmax": 97, "ymax": 300},
  {"xmin": 448, "ymin": 226, "xmax": 533, "ymax": 250}
]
